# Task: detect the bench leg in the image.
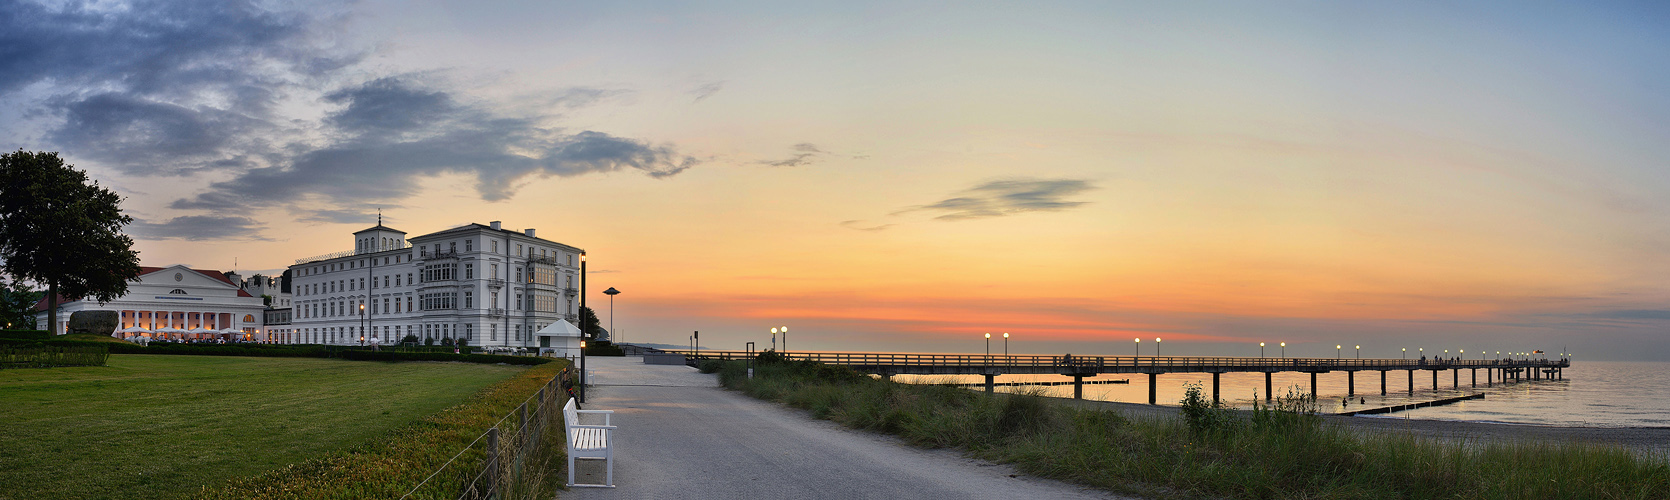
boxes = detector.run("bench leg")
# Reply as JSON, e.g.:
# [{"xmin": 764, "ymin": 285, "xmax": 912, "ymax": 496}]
[
  {"xmin": 606, "ymin": 451, "xmax": 614, "ymax": 487},
  {"xmin": 568, "ymin": 453, "xmax": 576, "ymax": 487}
]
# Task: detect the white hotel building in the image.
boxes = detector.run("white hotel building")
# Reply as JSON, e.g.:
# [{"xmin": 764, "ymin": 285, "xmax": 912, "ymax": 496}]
[{"xmin": 282, "ymin": 221, "xmax": 584, "ymax": 348}]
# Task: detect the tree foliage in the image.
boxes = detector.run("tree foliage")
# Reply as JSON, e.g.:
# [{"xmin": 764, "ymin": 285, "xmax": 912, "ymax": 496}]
[
  {"xmin": 578, "ymin": 305, "xmax": 602, "ymax": 339},
  {"xmin": 0, "ymin": 277, "xmax": 43, "ymax": 329},
  {"xmin": 0, "ymin": 150, "xmax": 142, "ymax": 333}
]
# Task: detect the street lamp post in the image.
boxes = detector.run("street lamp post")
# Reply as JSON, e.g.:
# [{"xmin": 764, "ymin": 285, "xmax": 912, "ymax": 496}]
[
  {"xmin": 1280, "ymin": 342, "xmax": 1286, "ymax": 358},
  {"xmin": 984, "ymin": 333, "xmax": 991, "ymax": 361},
  {"xmin": 359, "ymin": 304, "xmax": 366, "ymax": 346},
  {"xmin": 780, "ymin": 326, "xmax": 787, "ymax": 354},
  {"xmin": 1134, "ymin": 338, "xmax": 1140, "ymax": 356},
  {"xmin": 1355, "ymin": 345, "xmax": 1360, "ymax": 359},
  {"xmin": 603, "ymin": 287, "xmax": 620, "ymax": 342},
  {"xmin": 1402, "ymin": 348, "xmax": 1407, "ymax": 359},
  {"xmin": 770, "ymin": 327, "xmax": 777, "ymax": 351},
  {"xmin": 1260, "ymin": 342, "xmax": 1265, "ymax": 358},
  {"xmin": 1155, "ymin": 338, "xmax": 1162, "ymax": 356},
  {"xmin": 1337, "ymin": 345, "xmax": 1342, "ymax": 359},
  {"xmin": 1003, "ymin": 332, "xmax": 1009, "ymax": 357}
]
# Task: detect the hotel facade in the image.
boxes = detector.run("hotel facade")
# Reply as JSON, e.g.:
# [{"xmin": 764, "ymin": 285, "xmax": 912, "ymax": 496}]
[{"xmin": 281, "ymin": 221, "xmax": 585, "ymax": 348}]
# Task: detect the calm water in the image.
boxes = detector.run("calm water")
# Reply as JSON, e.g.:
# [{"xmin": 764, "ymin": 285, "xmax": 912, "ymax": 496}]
[{"xmin": 897, "ymin": 361, "xmax": 1670, "ymax": 428}]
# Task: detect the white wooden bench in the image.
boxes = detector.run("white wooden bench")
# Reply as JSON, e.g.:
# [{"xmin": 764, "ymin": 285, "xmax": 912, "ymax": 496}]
[{"xmin": 564, "ymin": 398, "xmax": 616, "ymax": 488}]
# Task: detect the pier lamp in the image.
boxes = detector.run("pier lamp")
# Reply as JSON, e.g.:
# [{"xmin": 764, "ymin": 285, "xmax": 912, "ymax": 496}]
[
  {"xmin": 1135, "ymin": 338, "xmax": 1140, "ymax": 356},
  {"xmin": 1355, "ymin": 345, "xmax": 1360, "ymax": 359},
  {"xmin": 771, "ymin": 327, "xmax": 777, "ymax": 351},
  {"xmin": 1155, "ymin": 338, "xmax": 1162, "ymax": 356},
  {"xmin": 780, "ymin": 326, "xmax": 787, "ymax": 353},
  {"xmin": 359, "ymin": 304, "xmax": 366, "ymax": 346},
  {"xmin": 1260, "ymin": 342, "xmax": 1265, "ymax": 358},
  {"xmin": 985, "ymin": 332, "xmax": 991, "ymax": 360},
  {"xmin": 1402, "ymin": 348, "xmax": 1406, "ymax": 359},
  {"xmin": 1336, "ymin": 345, "xmax": 1342, "ymax": 359},
  {"xmin": 1419, "ymin": 347, "xmax": 1424, "ymax": 359},
  {"xmin": 1280, "ymin": 342, "xmax": 1286, "ymax": 358},
  {"xmin": 1003, "ymin": 332, "xmax": 1009, "ymax": 357}
]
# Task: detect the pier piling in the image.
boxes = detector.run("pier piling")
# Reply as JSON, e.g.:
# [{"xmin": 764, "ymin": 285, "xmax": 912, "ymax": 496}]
[
  {"xmin": 1073, "ymin": 375, "xmax": 1084, "ymax": 399},
  {"xmin": 1265, "ymin": 372, "xmax": 1273, "ymax": 401},
  {"xmin": 1348, "ymin": 371, "xmax": 1355, "ymax": 396},
  {"xmin": 1309, "ymin": 372, "xmax": 1317, "ymax": 399},
  {"xmin": 1380, "ymin": 370, "xmax": 1387, "ymax": 395},
  {"xmin": 1148, "ymin": 373, "xmax": 1157, "ymax": 405},
  {"xmin": 984, "ymin": 374, "xmax": 995, "ymax": 393}
]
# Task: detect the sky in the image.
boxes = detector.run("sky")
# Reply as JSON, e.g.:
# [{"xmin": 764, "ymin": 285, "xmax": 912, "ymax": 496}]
[{"xmin": 2, "ymin": 0, "xmax": 1667, "ymax": 360}]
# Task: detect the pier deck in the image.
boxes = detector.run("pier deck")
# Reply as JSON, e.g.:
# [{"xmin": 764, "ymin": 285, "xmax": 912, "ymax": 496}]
[{"xmin": 667, "ymin": 349, "xmax": 1569, "ymax": 405}]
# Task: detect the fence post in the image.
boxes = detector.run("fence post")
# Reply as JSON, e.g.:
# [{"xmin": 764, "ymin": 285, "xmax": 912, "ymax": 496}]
[{"xmin": 485, "ymin": 427, "xmax": 499, "ymax": 499}]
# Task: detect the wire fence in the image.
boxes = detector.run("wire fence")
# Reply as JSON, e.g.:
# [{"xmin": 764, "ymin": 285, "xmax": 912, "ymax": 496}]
[{"xmin": 400, "ymin": 367, "xmax": 579, "ymax": 500}]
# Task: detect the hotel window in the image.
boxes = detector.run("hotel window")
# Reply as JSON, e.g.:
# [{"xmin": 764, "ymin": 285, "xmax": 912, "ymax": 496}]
[
  {"xmin": 517, "ymin": 244, "xmax": 522, "ymax": 256},
  {"xmin": 465, "ymin": 324, "xmax": 473, "ymax": 340},
  {"xmin": 492, "ymin": 241, "xmax": 498, "ymax": 253},
  {"xmin": 359, "ymin": 278, "xmax": 365, "ymax": 290},
  {"xmin": 463, "ymin": 291, "xmax": 473, "ymax": 309},
  {"xmin": 515, "ymin": 267, "xmax": 522, "ymax": 282},
  {"xmin": 407, "ymin": 273, "xmax": 413, "ymax": 285},
  {"xmin": 515, "ymin": 293, "xmax": 522, "ymax": 310},
  {"xmin": 395, "ymin": 274, "xmax": 401, "ymax": 286},
  {"xmin": 464, "ymin": 264, "xmax": 473, "ymax": 279},
  {"xmin": 490, "ymin": 324, "xmax": 497, "ymax": 341},
  {"xmin": 465, "ymin": 239, "xmax": 473, "ymax": 252},
  {"xmin": 383, "ymin": 275, "xmax": 389, "ymax": 288},
  {"xmin": 406, "ymin": 296, "xmax": 413, "ymax": 311},
  {"xmin": 449, "ymin": 242, "xmax": 456, "ymax": 253}
]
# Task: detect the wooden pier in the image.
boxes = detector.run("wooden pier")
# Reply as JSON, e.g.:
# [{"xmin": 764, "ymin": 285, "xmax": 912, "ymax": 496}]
[{"xmin": 668, "ymin": 348, "xmax": 1570, "ymax": 405}]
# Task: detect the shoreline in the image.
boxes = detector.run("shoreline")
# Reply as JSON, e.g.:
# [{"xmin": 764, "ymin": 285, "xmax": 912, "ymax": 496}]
[{"xmin": 1049, "ymin": 397, "xmax": 1670, "ymax": 459}]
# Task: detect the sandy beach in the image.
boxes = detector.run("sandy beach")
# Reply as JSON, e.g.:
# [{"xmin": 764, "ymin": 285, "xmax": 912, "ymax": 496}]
[{"xmin": 1052, "ymin": 398, "xmax": 1670, "ymax": 460}]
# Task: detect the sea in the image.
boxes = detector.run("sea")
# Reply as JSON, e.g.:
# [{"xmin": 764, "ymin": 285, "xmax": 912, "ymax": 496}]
[{"xmin": 895, "ymin": 361, "xmax": 1670, "ymax": 428}]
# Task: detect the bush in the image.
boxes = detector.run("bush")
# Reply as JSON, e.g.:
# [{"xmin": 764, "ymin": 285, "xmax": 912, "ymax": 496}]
[
  {"xmin": 0, "ymin": 329, "xmax": 50, "ymax": 340},
  {"xmin": 584, "ymin": 340, "xmax": 625, "ymax": 356},
  {"xmin": 698, "ymin": 359, "xmax": 725, "ymax": 373},
  {"xmin": 1, "ymin": 343, "xmax": 109, "ymax": 368},
  {"xmin": 1179, "ymin": 382, "xmax": 1237, "ymax": 434}
]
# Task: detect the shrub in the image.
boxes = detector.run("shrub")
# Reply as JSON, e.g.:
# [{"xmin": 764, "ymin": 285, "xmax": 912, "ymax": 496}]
[
  {"xmin": 698, "ymin": 359, "xmax": 726, "ymax": 373},
  {"xmin": 1179, "ymin": 382, "xmax": 1237, "ymax": 434},
  {"xmin": 0, "ymin": 329, "xmax": 50, "ymax": 340}
]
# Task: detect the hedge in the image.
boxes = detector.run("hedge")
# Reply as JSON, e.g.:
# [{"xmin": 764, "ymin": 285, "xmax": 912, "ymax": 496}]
[{"xmin": 0, "ymin": 329, "xmax": 50, "ymax": 340}]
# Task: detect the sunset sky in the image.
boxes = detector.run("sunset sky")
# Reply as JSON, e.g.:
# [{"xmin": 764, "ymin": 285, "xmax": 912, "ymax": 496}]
[{"xmin": 3, "ymin": 1, "xmax": 1667, "ymax": 360}]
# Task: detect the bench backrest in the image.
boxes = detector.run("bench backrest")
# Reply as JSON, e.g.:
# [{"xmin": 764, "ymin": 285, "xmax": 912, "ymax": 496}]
[{"xmin": 563, "ymin": 398, "xmax": 579, "ymax": 428}]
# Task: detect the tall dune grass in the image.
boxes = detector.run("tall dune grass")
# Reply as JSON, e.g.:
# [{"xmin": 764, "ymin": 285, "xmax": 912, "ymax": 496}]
[{"xmin": 716, "ymin": 357, "xmax": 1669, "ymax": 500}]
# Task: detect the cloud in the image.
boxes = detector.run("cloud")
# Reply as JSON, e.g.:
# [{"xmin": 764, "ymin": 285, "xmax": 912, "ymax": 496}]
[
  {"xmin": 130, "ymin": 215, "xmax": 269, "ymax": 241},
  {"xmin": 1, "ymin": 1, "xmax": 700, "ymax": 231},
  {"xmin": 2, "ymin": 0, "xmax": 357, "ymax": 175},
  {"xmin": 897, "ymin": 178, "xmax": 1097, "ymax": 220},
  {"xmin": 839, "ymin": 220, "xmax": 893, "ymax": 232},
  {"xmin": 689, "ymin": 81, "xmax": 725, "ymax": 103},
  {"xmin": 759, "ymin": 143, "xmax": 825, "ymax": 167}
]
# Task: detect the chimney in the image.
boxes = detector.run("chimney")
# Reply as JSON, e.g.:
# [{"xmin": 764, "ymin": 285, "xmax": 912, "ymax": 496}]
[
  {"xmin": 525, "ymin": 228, "xmax": 536, "ymax": 238},
  {"xmin": 490, "ymin": 221, "xmax": 501, "ymax": 231}
]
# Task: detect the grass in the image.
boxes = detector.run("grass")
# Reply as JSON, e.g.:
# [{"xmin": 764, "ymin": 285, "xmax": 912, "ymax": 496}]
[
  {"xmin": 716, "ymin": 358, "xmax": 1670, "ymax": 500},
  {"xmin": 198, "ymin": 358, "xmax": 572, "ymax": 500},
  {"xmin": 0, "ymin": 354, "xmax": 529, "ymax": 500}
]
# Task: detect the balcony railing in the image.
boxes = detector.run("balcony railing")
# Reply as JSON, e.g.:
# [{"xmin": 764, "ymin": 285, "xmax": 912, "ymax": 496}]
[{"xmin": 485, "ymin": 278, "xmax": 506, "ymax": 288}]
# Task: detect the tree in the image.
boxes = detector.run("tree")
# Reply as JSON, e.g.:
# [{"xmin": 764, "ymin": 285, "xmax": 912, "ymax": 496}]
[
  {"xmin": 578, "ymin": 306, "xmax": 602, "ymax": 339},
  {"xmin": 0, "ymin": 150, "xmax": 142, "ymax": 334},
  {"xmin": 0, "ymin": 277, "xmax": 43, "ymax": 329}
]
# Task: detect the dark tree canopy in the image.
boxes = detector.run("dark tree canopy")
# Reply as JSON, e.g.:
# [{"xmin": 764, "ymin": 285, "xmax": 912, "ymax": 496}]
[
  {"xmin": 0, "ymin": 150, "xmax": 142, "ymax": 333},
  {"xmin": 0, "ymin": 277, "xmax": 43, "ymax": 329},
  {"xmin": 579, "ymin": 306, "xmax": 602, "ymax": 339}
]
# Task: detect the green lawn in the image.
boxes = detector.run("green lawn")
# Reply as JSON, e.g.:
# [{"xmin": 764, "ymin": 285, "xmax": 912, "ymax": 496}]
[{"xmin": 0, "ymin": 354, "xmax": 527, "ymax": 500}]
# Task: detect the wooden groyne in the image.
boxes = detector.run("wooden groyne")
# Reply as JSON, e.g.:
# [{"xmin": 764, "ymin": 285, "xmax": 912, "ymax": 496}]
[
  {"xmin": 1339, "ymin": 393, "xmax": 1484, "ymax": 416},
  {"xmin": 924, "ymin": 379, "xmax": 1130, "ymax": 388}
]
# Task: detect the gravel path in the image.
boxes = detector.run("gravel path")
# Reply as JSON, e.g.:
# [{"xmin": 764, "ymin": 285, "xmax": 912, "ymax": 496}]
[{"xmin": 560, "ymin": 357, "xmax": 1129, "ymax": 500}]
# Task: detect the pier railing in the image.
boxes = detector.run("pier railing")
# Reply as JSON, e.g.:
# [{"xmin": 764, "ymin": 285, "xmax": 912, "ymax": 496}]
[{"xmin": 672, "ymin": 350, "xmax": 1569, "ymax": 374}]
